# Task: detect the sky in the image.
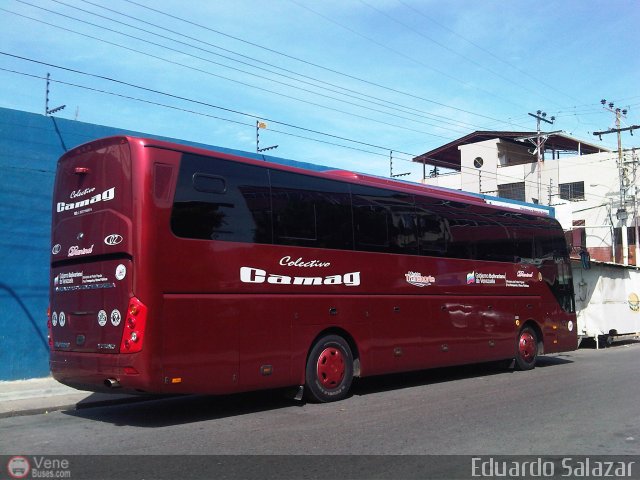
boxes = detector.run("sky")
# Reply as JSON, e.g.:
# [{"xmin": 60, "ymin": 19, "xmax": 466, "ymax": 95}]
[{"xmin": 1, "ymin": 0, "xmax": 639, "ymax": 182}]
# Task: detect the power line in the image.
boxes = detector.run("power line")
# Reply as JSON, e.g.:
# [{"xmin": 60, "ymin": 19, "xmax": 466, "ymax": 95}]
[
  {"xmin": 117, "ymin": 0, "xmax": 527, "ymax": 128},
  {"xmin": 2, "ymin": 63, "xmax": 623, "ymax": 203},
  {"xmin": 0, "ymin": 67, "xmax": 403, "ymax": 159},
  {"xmin": 359, "ymin": 0, "xmax": 564, "ymax": 108},
  {"xmin": 0, "ymin": 57, "xmax": 417, "ymax": 157},
  {"xmin": 394, "ymin": 0, "xmax": 583, "ymax": 105},
  {"xmin": 71, "ymin": 0, "xmax": 489, "ymax": 133},
  {"xmin": 69, "ymin": 0, "xmax": 630, "ymax": 142},
  {"xmin": 3, "ymin": 5, "xmax": 455, "ymax": 140},
  {"xmin": 41, "ymin": 0, "xmax": 469, "ymax": 133},
  {"xmin": 2, "ymin": 0, "xmax": 632, "ymax": 157},
  {"xmin": 289, "ymin": 0, "xmax": 529, "ymax": 112},
  {"xmin": 6, "ymin": 50, "xmax": 522, "ymax": 167}
]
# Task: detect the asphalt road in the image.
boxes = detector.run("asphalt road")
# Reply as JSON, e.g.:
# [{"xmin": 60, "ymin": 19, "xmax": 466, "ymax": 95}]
[{"xmin": 1, "ymin": 343, "xmax": 639, "ymax": 478}]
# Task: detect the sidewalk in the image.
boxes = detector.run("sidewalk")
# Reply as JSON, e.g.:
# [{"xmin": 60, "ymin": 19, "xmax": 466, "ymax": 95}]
[{"xmin": 0, "ymin": 377, "xmax": 140, "ymax": 418}]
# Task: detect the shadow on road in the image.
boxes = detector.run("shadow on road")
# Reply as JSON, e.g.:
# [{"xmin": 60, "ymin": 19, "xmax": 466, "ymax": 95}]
[
  {"xmin": 64, "ymin": 355, "xmax": 573, "ymax": 428},
  {"xmin": 352, "ymin": 355, "xmax": 572, "ymax": 396},
  {"xmin": 578, "ymin": 337, "xmax": 640, "ymax": 349},
  {"xmin": 65, "ymin": 388, "xmax": 297, "ymax": 427}
]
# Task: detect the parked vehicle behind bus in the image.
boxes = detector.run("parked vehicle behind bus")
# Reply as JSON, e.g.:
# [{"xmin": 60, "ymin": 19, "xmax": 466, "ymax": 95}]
[{"xmin": 49, "ymin": 136, "xmax": 577, "ymax": 402}]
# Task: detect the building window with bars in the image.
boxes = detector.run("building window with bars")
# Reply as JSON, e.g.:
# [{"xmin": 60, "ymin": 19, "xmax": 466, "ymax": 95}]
[
  {"xmin": 497, "ymin": 182, "xmax": 525, "ymax": 202},
  {"xmin": 559, "ymin": 181, "xmax": 585, "ymax": 201}
]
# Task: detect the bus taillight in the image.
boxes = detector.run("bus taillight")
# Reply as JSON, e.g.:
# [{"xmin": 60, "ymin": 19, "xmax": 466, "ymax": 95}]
[{"xmin": 120, "ymin": 297, "xmax": 147, "ymax": 354}]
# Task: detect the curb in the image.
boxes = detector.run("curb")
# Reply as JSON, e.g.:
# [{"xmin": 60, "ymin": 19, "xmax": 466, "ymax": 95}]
[
  {"xmin": 0, "ymin": 376, "xmax": 153, "ymax": 419},
  {"xmin": 0, "ymin": 395, "xmax": 153, "ymax": 419}
]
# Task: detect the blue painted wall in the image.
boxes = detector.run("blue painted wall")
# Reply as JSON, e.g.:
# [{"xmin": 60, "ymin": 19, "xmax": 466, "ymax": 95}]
[
  {"xmin": 0, "ymin": 108, "xmax": 133, "ymax": 380},
  {"xmin": 0, "ymin": 107, "xmax": 330, "ymax": 380}
]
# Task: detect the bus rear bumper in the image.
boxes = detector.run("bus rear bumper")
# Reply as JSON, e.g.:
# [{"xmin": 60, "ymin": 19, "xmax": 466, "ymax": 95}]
[{"xmin": 50, "ymin": 350, "xmax": 158, "ymax": 394}]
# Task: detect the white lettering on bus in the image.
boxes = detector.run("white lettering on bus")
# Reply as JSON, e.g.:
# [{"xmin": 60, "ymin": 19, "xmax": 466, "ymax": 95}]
[
  {"xmin": 70, "ymin": 187, "xmax": 96, "ymax": 199},
  {"xmin": 279, "ymin": 256, "xmax": 331, "ymax": 268},
  {"xmin": 57, "ymin": 187, "xmax": 115, "ymax": 213},
  {"xmin": 68, "ymin": 244, "xmax": 94, "ymax": 257},
  {"xmin": 240, "ymin": 267, "xmax": 360, "ymax": 286},
  {"xmin": 517, "ymin": 270, "xmax": 534, "ymax": 278}
]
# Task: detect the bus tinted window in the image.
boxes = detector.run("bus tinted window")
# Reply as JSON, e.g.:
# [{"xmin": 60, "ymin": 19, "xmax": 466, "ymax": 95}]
[
  {"xmin": 428, "ymin": 200, "xmax": 476, "ymax": 259},
  {"xmin": 270, "ymin": 170, "xmax": 353, "ymax": 249},
  {"xmin": 469, "ymin": 206, "xmax": 516, "ymax": 262},
  {"xmin": 351, "ymin": 186, "xmax": 417, "ymax": 254},
  {"xmin": 171, "ymin": 154, "xmax": 272, "ymax": 243},
  {"xmin": 415, "ymin": 198, "xmax": 449, "ymax": 256},
  {"xmin": 171, "ymin": 153, "xmax": 568, "ymax": 278}
]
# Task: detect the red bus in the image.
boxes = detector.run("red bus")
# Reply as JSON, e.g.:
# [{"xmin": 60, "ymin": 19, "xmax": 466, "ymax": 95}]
[{"xmin": 49, "ymin": 136, "xmax": 577, "ymax": 402}]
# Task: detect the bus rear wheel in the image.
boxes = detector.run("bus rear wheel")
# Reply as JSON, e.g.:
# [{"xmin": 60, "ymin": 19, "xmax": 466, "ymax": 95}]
[
  {"xmin": 305, "ymin": 334, "xmax": 354, "ymax": 403},
  {"xmin": 515, "ymin": 326, "xmax": 538, "ymax": 371}
]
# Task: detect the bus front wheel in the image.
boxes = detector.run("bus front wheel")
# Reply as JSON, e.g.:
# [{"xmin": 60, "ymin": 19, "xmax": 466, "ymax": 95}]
[
  {"xmin": 515, "ymin": 326, "xmax": 538, "ymax": 371},
  {"xmin": 305, "ymin": 335, "xmax": 354, "ymax": 403}
]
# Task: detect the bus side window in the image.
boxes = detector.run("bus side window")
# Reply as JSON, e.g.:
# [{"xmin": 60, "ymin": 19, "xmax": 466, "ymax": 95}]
[
  {"xmin": 271, "ymin": 188, "xmax": 318, "ymax": 243},
  {"xmin": 171, "ymin": 154, "xmax": 272, "ymax": 243},
  {"xmin": 270, "ymin": 170, "xmax": 353, "ymax": 250},
  {"xmin": 351, "ymin": 186, "xmax": 417, "ymax": 254},
  {"xmin": 419, "ymin": 214, "xmax": 449, "ymax": 255},
  {"xmin": 390, "ymin": 207, "xmax": 419, "ymax": 254}
]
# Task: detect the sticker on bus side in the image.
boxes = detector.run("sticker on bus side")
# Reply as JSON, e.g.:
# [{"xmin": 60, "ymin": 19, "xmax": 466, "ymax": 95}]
[
  {"xmin": 405, "ymin": 271, "xmax": 436, "ymax": 287},
  {"xmin": 53, "ymin": 270, "xmax": 115, "ymax": 292},
  {"xmin": 115, "ymin": 264, "xmax": 127, "ymax": 280},
  {"xmin": 466, "ymin": 271, "xmax": 506, "ymax": 285}
]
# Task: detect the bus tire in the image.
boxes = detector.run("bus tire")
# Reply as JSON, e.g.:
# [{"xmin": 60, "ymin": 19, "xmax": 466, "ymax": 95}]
[
  {"xmin": 515, "ymin": 326, "xmax": 538, "ymax": 371},
  {"xmin": 305, "ymin": 334, "xmax": 354, "ymax": 403}
]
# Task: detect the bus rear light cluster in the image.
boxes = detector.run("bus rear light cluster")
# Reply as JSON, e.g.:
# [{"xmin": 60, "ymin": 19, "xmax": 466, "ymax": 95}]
[{"xmin": 120, "ymin": 297, "xmax": 147, "ymax": 354}]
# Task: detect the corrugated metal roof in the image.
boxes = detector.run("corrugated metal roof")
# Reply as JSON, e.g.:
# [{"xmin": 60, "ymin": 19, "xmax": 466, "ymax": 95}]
[{"xmin": 413, "ymin": 130, "xmax": 610, "ymax": 170}]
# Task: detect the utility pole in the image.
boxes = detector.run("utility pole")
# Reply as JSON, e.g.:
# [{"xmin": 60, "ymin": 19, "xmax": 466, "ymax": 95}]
[
  {"xmin": 528, "ymin": 110, "xmax": 555, "ymax": 204},
  {"xmin": 593, "ymin": 100, "xmax": 639, "ymax": 219},
  {"xmin": 634, "ymin": 149, "xmax": 640, "ymax": 265},
  {"xmin": 593, "ymin": 99, "xmax": 640, "ymax": 265}
]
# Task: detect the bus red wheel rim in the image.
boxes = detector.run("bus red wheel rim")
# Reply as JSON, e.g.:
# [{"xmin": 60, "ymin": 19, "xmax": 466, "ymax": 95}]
[
  {"xmin": 316, "ymin": 347, "xmax": 345, "ymax": 388},
  {"xmin": 519, "ymin": 331, "xmax": 536, "ymax": 362}
]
